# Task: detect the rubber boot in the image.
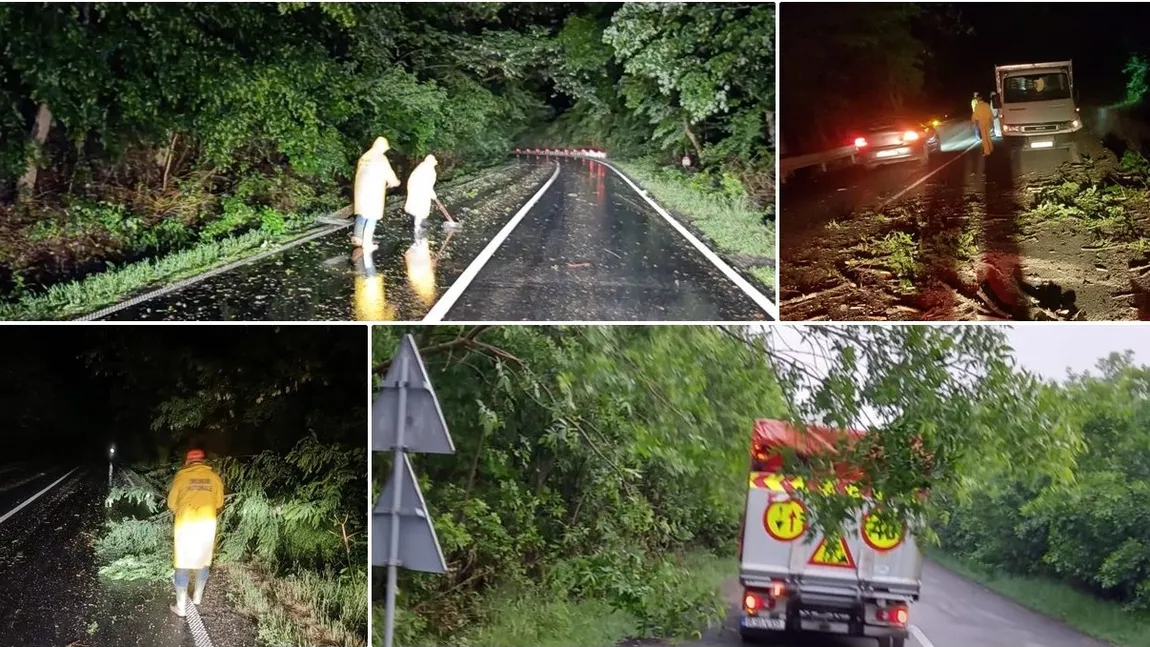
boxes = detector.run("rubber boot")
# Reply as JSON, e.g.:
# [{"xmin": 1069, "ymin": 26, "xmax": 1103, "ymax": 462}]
[
  {"xmin": 192, "ymin": 571, "xmax": 208, "ymax": 605},
  {"xmin": 412, "ymin": 216, "xmax": 428, "ymax": 245},
  {"xmin": 170, "ymin": 585, "xmax": 189, "ymax": 617}
]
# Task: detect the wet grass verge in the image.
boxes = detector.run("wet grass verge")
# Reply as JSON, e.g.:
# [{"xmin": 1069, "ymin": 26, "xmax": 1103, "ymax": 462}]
[
  {"xmin": 0, "ymin": 164, "xmax": 515, "ymax": 320},
  {"xmin": 928, "ymin": 548, "xmax": 1150, "ymax": 647},
  {"xmin": 612, "ymin": 159, "xmax": 775, "ymax": 298},
  {"xmin": 0, "ymin": 213, "xmax": 321, "ymax": 320},
  {"xmin": 387, "ymin": 550, "xmax": 733, "ymax": 647}
]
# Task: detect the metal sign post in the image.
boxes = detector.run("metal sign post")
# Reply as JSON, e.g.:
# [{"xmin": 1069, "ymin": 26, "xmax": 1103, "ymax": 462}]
[{"xmin": 373, "ymin": 335, "xmax": 455, "ymax": 647}]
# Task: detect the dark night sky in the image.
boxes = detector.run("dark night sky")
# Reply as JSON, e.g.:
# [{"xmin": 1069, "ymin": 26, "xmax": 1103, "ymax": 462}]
[
  {"xmin": 935, "ymin": 3, "xmax": 1148, "ymax": 105},
  {"xmin": 0, "ymin": 326, "xmax": 366, "ymax": 464}
]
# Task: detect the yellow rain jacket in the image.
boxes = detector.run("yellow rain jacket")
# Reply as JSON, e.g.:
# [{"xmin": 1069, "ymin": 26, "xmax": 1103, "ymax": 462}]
[
  {"xmin": 168, "ymin": 462, "xmax": 225, "ymax": 570},
  {"xmin": 404, "ymin": 156, "xmax": 438, "ymax": 220},
  {"xmin": 354, "ymin": 141, "xmax": 400, "ymax": 221}
]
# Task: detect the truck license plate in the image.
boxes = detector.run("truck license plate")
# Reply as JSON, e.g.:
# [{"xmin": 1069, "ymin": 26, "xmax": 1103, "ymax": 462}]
[
  {"xmin": 744, "ymin": 616, "xmax": 786, "ymax": 631},
  {"xmin": 1030, "ymin": 140, "xmax": 1054, "ymax": 149}
]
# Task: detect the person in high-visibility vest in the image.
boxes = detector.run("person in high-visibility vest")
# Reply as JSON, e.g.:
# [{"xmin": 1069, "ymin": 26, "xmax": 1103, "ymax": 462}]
[
  {"xmin": 167, "ymin": 449, "xmax": 225, "ymax": 616},
  {"xmin": 972, "ymin": 96, "xmax": 995, "ymax": 156},
  {"xmin": 971, "ymin": 92, "xmax": 981, "ymax": 139}
]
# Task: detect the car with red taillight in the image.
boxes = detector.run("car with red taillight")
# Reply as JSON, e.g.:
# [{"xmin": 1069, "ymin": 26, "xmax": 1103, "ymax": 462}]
[{"xmin": 852, "ymin": 117, "xmax": 941, "ymax": 170}]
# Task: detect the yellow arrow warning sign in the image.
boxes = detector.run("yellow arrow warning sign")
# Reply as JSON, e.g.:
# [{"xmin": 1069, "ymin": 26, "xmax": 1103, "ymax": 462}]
[
  {"xmin": 862, "ymin": 511, "xmax": 905, "ymax": 551},
  {"xmin": 808, "ymin": 537, "xmax": 856, "ymax": 568},
  {"xmin": 764, "ymin": 500, "xmax": 807, "ymax": 541}
]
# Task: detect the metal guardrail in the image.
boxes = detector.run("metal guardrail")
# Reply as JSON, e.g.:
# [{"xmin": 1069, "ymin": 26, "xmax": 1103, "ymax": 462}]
[{"xmin": 779, "ymin": 145, "xmax": 858, "ymax": 183}]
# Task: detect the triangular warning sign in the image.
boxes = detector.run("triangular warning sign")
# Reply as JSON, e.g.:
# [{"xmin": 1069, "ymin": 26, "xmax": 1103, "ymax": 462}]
[
  {"xmin": 372, "ymin": 453, "xmax": 448, "ymax": 574},
  {"xmin": 373, "ymin": 335, "xmax": 455, "ymax": 455},
  {"xmin": 808, "ymin": 536, "xmax": 856, "ymax": 568}
]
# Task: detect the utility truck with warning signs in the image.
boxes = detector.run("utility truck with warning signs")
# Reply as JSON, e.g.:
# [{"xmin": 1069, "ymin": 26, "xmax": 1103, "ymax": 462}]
[{"xmin": 737, "ymin": 419, "xmax": 922, "ymax": 647}]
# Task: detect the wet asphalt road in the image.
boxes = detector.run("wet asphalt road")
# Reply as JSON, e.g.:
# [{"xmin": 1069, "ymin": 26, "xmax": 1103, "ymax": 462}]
[
  {"xmin": 0, "ymin": 463, "xmax": 254, "ymax": 647},
  {"xmin": 657, "ymin": 562, "xmax": 1108, "ymax": 647},
  {"xmin": 444, "ymin": 157, "xmax": 766, "ymax": 321},
  {"xmin": 103, "ymin": 157, "xmax": 768, "ymax": 321}
]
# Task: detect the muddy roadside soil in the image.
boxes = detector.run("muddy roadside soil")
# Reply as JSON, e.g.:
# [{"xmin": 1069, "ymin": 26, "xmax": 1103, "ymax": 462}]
[{"xmin": 780, "ymin": 135, "xmax": 1150, "ymax": 321}]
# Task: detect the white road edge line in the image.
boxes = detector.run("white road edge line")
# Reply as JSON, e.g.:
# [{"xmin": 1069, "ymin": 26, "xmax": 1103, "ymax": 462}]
[
  {"xmin": 600, "ymin": 160, "xmax": 779, "ymax": 320},
  {"xmin": 876, "ymin": 140, "xmax": 982, "ymax": 212},
  {"xmin": 423, "ymin": 161, "xmax": 561, "ymax": 322},
  {"xmin": 0, "ymin": 466, "xmax": 80, "ymax": 525},
  {"xmin": 909, "ymin": 623, "xmax": 935, "ymax": 647}
]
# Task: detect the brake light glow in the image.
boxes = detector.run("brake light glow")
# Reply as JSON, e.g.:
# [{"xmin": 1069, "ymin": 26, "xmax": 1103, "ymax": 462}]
[
  {"xmin": 745, "ymin": 594, "xmax": 759, "ymax": 612},
  {"xmin": 876, "ymin": 605, "xmax": 909, "ymax": 625},
  {"xmin": 743, "ymin": 590, "xmax": 777, "ymax": 615},
  {"xmin": 769, "ymin": 581, "xmax": 786, "ymax": 598},
  {"xmin": 902, "ymin": 130, "xmax": 920, "ymax": 142},
  {"xmin": 854, "ymin": 137, "xmax": 867, "ymax": 148}
]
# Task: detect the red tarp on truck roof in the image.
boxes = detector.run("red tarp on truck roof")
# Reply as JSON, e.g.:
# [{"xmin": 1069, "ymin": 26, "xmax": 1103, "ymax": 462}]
[{"xmin": 753, "ymin": 419, "xmax": 865, "ymax": 456}]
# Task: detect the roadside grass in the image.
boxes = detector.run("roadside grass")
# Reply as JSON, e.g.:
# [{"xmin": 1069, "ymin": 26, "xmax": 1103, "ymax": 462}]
[
  {"xmin": 0, "ymin": 213, "xmax": 319, "ymax": 320},
  {"xmin": 0, "ymin": 164, "xmax": 508, "ymax": 320},
  {"xmin": 613, "ymin": 159, "xmax": 775, "ymax": 295},
  {"xmin": 388, "ymin": 550, "xmax": 735, "ymax": 647},
  {"xmin": 228, "ymin": 563, "xmax": 366, "ymax": 647},
  {"xmin": 928, "ymin": 549, "xmax": 1150, "ymax": 647}
]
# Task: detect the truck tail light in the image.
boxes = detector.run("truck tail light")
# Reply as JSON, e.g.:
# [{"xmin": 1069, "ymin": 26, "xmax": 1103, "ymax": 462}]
[
  {"xmin": 744, "ymin": 590, "xmax": 777, "ymax": 615},
  {"xmin": 876, "ymin": 605, "xmax": 909, "ymax": 625},
  {"xmin": 854, "ymin": 137, "xmax": 868, "ymax": 148}
]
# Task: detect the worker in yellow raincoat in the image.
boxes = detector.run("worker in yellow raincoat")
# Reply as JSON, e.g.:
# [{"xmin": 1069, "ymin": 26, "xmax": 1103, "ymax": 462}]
[
  {"xmin": 168, "ymin": 449, "xmax": 225, "ymax": 616},
  {"xmin": 352, "ymin": 137, "xmax": 401, "ymax": 251},
  {"xmin": 972, "ymin": 96, "xmax": 995, "ymax": 156}
]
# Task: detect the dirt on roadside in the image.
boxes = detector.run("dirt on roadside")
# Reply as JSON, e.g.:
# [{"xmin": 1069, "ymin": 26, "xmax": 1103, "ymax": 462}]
[{"xmin": 781, "ymin": 136, "xmax": 1150, "ymax": 321}]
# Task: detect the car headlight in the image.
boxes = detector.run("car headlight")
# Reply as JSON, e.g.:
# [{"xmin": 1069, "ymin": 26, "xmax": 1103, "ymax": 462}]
[{"xmin": 1071, "ymin": 119, "xmax": 1081, "ymax": 129}]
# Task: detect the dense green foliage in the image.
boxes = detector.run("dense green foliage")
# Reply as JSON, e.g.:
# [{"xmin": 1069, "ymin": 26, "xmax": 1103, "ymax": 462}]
[
  {"xmin": 373, "ymin": 326, "xmax": 784, "ymax": 644},
  {"xmin": 372, "ymin": 325, "xmax": 1094, "ymax": 645},
  {"xmin": 1, "ymin": 2, "xmax": 774, "ymax": 297},
  {"xmin": 937, "ymin": 352, "xmax": 1150, "ymax": 614}
]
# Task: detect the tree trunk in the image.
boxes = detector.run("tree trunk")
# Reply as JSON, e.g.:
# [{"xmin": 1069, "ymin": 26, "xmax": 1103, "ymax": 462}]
[
  {"xmin": 683, "ymin": 117, "xmax": 703, "ymax": 160},
  {"xmin": 16, "ymin": 102, "xmax": 53, "ymax": 202}
]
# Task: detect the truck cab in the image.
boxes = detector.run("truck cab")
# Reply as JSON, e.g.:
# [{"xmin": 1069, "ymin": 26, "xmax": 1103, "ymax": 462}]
[
  {"xmin": 994, "ymin": 61, "xmax": 1082, "ymax": 157},
  {"xmin": 738, "ymin": 420, "xmax": 922, "ymax": 647}
]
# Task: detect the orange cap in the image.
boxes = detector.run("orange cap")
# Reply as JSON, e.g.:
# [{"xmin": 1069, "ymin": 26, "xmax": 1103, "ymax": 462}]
[{"xmin": 186, "ymin": 449, "xmax": 206, "ymax": 463}]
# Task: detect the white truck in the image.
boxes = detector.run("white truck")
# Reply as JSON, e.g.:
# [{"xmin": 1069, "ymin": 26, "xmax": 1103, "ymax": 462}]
[
  {"xmin": 738, "ymin": 420, "xmax": 922, "ymax": 647},
  {"xmin": 994, "ymin": 60, "xmax": 1082, "ymax": 158}
]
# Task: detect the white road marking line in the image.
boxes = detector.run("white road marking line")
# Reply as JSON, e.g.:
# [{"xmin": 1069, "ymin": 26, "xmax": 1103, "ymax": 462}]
[
  {"xmin": 0, "ymin": 466, "xmax": 80, "ymax": 525},
  {"xmin": 423, "ymin": 162, "xmax": 561, "ymax": 322},
  {"xmin": 876, "ymin": 141, "xmax": 981, "ymax": 212},
  {"xmin": 599, "ymin": 160, "xmax": 779, "ymax": 320},
  {"xmin": 909, "ymin": 623, "xmax": 936, "ymax": 647}
]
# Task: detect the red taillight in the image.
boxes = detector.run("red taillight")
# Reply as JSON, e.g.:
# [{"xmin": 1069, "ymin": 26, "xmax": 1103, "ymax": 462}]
[
  {"xmin": 876, "ymin": 606, "xmax": 909, "ymax": 625},
  {"xmin": 854, "ymin": 137, "xmax": 867, "ymax": 148},
  {"xmin": 743, "ymin": 590, "xmax": 778, "ymax": 615},
  {"xmin": 902, "ymin": 130, "xmax": 920, "ymax": 142}
]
